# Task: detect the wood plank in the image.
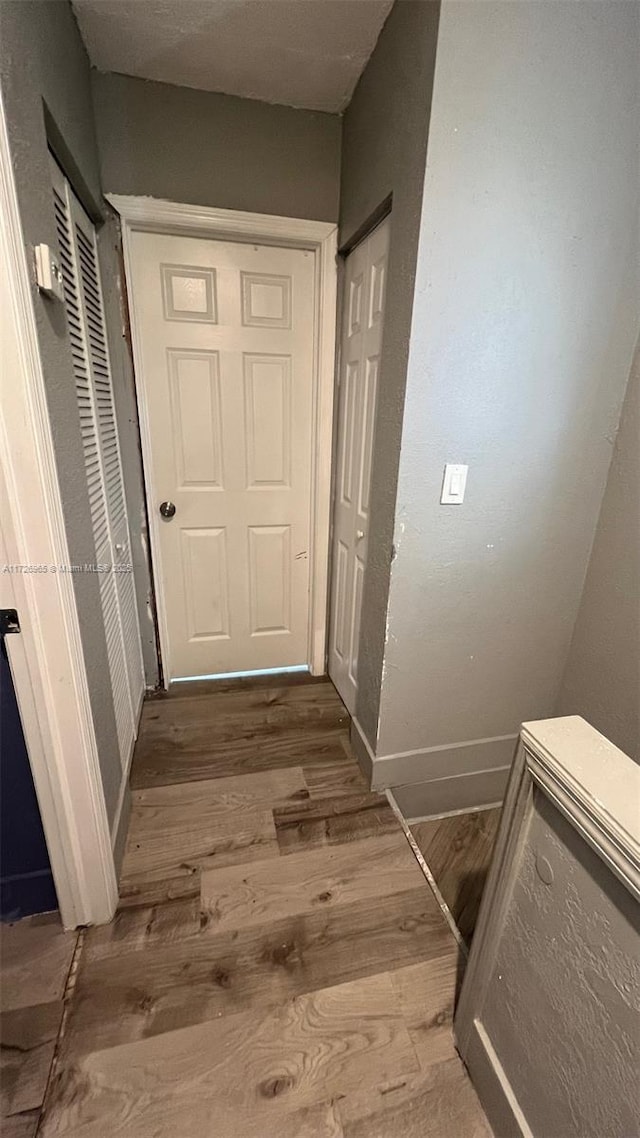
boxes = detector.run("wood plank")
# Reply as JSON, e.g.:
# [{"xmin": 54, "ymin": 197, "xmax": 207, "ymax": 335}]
[
  {"xmin": 43, "ymin": 1088, "xmax": 344, "ymax": 1138},
  {"xmin": 302, "ymin": 750, "xmax": 369, "ymax": 800},
  {"xmin": 0, "ymin": 1001, "xmax": 62, "ymax": 1116},
  {"xmin": 117, "ymin": 872, "xmax": 200, "ymax": 910},
  {"xmin": 58, "ymin": 888, "xmax": 455, "ymax": 1062},
  {"xmin": 120, "ymin": 772, "xmax": 311, "ymax": 906},
  {"xmin": 120, "ymin": 807, "xmax": 279, "ymax": 887},
  {"xmin": 411, "ymin": 808, "xmax": 501, "ymax": 943},
  {"xmin": 390, "ymin": 956, "xmax": 461, "ymax": 1070},
  {"xmin": 200, "ymin": 832, "xmax": 424, "ymax": 932},
  {"xmin": 133, "ymin": 722, "xmax": 346, "ymax": 766},
  {"xmin": 85, "ymin": 898, "xmax": 203, "ymax": 963},
  {"xmin": 134, "ymin": 719, "xmax": 349, "ymax": 765},
  {"xmin": 42, "ymin": 972, "xmax": 419, "ymax": 1137},
  {"xmin": 0, "ymin": 916, "xmax": 77, "ymax": 1013},
  {"xmin": 1, "ymin": 1111, "xmax": 41, "ymax": 1138},
  {"xmin": 141, "ymin": 681, "xmax": 347, "ymax": 732},
  {"xmin": 274, "ymin": 792, "xmax": 397, "ymax": 854},
  {"xmin": 336, "ymin": 1056, "xmax": 492, "ymax": 1138},
  {"xmin": 131, "ymin": 766, "xmax": 309, "ymax": 810},
  {"xmin": 131, "ymin": 730, "xmax": 350, "ymax": 788}
]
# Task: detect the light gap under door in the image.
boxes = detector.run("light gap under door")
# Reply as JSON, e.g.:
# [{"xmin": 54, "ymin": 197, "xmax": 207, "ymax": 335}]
[{"xmin": 171, "ymin": 664, "xmax": 309, "ymax": 684}]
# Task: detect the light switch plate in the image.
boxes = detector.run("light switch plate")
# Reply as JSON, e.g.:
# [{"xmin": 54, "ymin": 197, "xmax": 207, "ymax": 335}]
[
  {"xmin": 441, "ymin": 463, "xmax": 468, "ymax": 504},
  {"xmin": 34, "ymin": 244, "xmax": 64, "ymax": 301}
]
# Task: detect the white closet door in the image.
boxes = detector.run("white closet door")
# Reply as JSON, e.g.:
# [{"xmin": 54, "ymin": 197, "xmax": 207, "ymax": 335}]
[
  {"xmin": 329, "ymin": 217, "xmax": 390, "ymax": 715},
  {"xmin": 71, "ymin": 198, "xmax": 144, "ymax": 731},
  {"xmin": 51, "ymin": 157, "xmax": 144, "ymax": 769}
]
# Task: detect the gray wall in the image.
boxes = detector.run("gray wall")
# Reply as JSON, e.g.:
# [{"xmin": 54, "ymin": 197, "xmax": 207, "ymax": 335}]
[
  {"xmin": 339, "ymin": 0, "xmax": 441, "ymax": 745},
  {"xmin": 0, "ymin": 0, "xmax": 127, "ymax": 824},
  {"xmin": 92, "ymin": 71, "xmax": 342, "ymax": 221},
  {"xmin": 375, "ymin": 1, "xmax": 640, "ymax": 795},
  {"xmin": 557, "ymin": 346, "xmax": 640, "ymax": 762}
]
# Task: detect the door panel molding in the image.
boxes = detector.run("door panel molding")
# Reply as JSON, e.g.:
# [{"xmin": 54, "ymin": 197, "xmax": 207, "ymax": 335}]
[{"xmin": 109, "ymin": 195, "xmax": 337, "ymax": 686}]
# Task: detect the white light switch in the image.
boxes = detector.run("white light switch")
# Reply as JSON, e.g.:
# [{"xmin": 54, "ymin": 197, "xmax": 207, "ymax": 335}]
[{"xmin": 441, "ymin": 463, "xmax": 468, "ymax": 504}]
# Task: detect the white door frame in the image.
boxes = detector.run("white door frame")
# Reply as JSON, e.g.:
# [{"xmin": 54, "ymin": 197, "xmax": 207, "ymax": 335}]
[
  {"xmin": 0, "ymin": 92, "xmax": 117, "ymax": 929},
  {"xmin": 109, "ymin": 195, "xmax": 338, "ymax": 687}
]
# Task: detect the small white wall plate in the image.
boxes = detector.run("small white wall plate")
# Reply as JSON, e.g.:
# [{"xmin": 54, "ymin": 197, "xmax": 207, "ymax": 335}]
[{"xmin": 34, "ymin": 244, "xmax": 64, "ymax": 301}]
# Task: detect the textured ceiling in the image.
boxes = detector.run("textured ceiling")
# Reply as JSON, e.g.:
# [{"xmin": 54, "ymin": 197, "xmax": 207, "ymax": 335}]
[{"xmin": 72, "ymin": 0, "xmax": 394, "ymax": 113}]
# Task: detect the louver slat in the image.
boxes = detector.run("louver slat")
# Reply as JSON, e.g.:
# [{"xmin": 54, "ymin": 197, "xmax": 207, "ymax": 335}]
[{"xmin": 51, "ymin": 155, "xmax": 144, "ymax": 773}]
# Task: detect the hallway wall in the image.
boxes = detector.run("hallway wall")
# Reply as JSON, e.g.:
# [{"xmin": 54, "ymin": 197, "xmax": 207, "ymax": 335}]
[
  {"xmin": 339, "ymin": 0, "xmax": 441, "ymax": 746},
  {"xmin": 373, "ymin": 0, "xmax": 640, "ymax": 803},
  {"xmin": 92, "ymin": 71, "xmax": 342, "ymax": 222},
  {"xmin": 557, "ymin": 344, "xmax": 640, "ymax": 762},
  {"xmin": 0, "ymin": 0, "xmax": 123, "ymax": 825}
]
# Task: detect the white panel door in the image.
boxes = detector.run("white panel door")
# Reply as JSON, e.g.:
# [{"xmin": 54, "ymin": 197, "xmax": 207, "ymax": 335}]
[
  {"xmin": 329, "ymin": 218, "xmax": 389, "ymax": 714},
  {"xmin": 128, "ymin": 232, "xmax": 316, "ymax": 680}
]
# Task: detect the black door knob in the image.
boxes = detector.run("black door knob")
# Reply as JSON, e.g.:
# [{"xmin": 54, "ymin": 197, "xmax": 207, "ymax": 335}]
[{"xmin": 159, "ymin": 501, "xmax": 176, "ymax": 519}]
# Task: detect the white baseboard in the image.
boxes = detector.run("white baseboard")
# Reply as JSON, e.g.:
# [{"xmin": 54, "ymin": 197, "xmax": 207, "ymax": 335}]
[
  {"xmin": 393, "ymin": 766, "xmax": 510, "ymax": 820},
  {"xmin": 456, "ymin": 1020, "xmax": 532, "ymax": 1138},
  {"xmin": 110, "ymin": 783, "xmax": 131, "ymax": 878},
  {"xmin": 408, "ymin": 801, "xmax": 504, "ymax": 825},
  {"xmin": 348, "ymin": 718, "xmax": 515, "ymax": 816},
  {"xmin": 349, "ymin": 716, "xmax": 376, "ymax": 781},
  {"xmin": 371, "ymin": 732, "xmax": 518, "ymax": 790},
  {"xmin": 109, "ymin": 684, "xmax": 143, "ymax": 873}
]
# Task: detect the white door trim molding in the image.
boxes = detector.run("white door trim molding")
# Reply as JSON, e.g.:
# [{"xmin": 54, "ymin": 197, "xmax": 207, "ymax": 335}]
[
  {"xmin": 0, "ymin": 92, "xmax": 117, "ymax": 928},
  {"xmin": 108, "ymin": 195, "xmax": 338, "ymax": 684}
]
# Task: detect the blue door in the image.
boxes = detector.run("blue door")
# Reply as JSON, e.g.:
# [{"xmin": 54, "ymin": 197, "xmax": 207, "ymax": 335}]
[{"xmin": 0, "ymin": 637, "xmax": 57, "ymax": 920}]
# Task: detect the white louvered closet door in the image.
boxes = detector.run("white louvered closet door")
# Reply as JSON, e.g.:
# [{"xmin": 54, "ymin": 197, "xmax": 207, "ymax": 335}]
[{"xmin": 51, "ymin": 156, "xmax": 144, "ymax": 771}]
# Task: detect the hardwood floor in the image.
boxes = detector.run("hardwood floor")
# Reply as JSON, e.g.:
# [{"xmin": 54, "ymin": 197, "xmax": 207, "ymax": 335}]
[
  {"xmin": 0, "ymin": 914, "xmax": 78, "ymax": 1137},
  {"xmin": 3, "ymin": 677, "xmax": 491, "ymax": 1137},
  {"xmin": 410, "ymin": 808, "xmax": 502, "ymax": 945}
]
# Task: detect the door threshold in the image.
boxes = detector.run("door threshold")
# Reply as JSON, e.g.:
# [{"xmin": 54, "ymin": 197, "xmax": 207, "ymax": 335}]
[{"xmin": 171, "ymin": 665, "xmax": 309, "ymax": 685}]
